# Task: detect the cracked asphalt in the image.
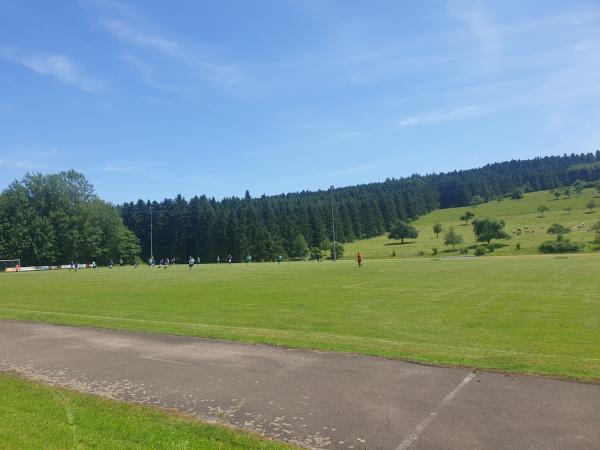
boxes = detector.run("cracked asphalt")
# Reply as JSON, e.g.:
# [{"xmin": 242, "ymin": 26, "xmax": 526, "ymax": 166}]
[{"xmin": 1, "ymin": 320, "xmax": 599, "ymax": 449}]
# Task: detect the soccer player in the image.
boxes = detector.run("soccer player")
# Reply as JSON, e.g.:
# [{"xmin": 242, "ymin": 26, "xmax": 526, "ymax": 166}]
[
  {"xmin": 165, "ymin": 257, "xmax": 169, "ymax": 269},
  {"xmin": 356, "ymin": 252, "xmax": 363, "ymax": 268},
  {"xmin": 109, "ymin": 259, "xmax": 114, "ymax": 270},
  {"xmin": 188, "ymin": 256, "xmax": 195, "ymax": 271},
  {"xmin": 227, "ymin": 254, "xmax": 232, "ymax": 265},
  {"xmin": 277, "ymin": 255, "xmax": 283, "ymax": 264},
  {"xmin": 216, "ymin": 256, "xmax": 220, "ymax": 264}
]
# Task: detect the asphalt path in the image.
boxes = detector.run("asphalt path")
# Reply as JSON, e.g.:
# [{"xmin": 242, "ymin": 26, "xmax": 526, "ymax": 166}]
[{"xmin": 1, "ymin": 320, "xmax": 598, "ymax": 449}]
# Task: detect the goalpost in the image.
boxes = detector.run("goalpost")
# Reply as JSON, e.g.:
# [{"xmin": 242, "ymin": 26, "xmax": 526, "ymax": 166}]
[{"xmin": 0, "ymin": 259, "xmax": 21, "ymax": 272}]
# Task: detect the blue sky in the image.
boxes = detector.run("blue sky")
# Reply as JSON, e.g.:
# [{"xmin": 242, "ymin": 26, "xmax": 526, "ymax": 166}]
[{"xmin": 1, "ymin": 0, "xmax": 599, "ymax": 203}]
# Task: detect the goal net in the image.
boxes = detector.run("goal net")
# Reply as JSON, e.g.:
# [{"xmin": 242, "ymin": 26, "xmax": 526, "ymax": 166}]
[{"xmin": 0, "ymin": 259, "xmax": 21, "ymax": 272}]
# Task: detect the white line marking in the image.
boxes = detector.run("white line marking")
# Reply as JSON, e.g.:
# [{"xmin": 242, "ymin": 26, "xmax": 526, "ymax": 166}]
[
  {"xmin": 396, "ymin": 371, "xmax": 476, "ymax": 450},
  {"xmin": 141, "ymin": 356, "xmax": 189, "ymax": 365}
]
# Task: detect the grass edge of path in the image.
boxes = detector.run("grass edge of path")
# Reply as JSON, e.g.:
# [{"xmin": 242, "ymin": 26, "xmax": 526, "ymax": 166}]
[
  {"xmin": 0, "ymin": 370, "xmax": 297, "ymax": 450},
  {"xmin": 1, "ymin": 313, "xmax": 598, "ymax": 385}
]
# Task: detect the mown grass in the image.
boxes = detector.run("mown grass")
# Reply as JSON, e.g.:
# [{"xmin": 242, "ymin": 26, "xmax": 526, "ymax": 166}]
[
  {"xmin": 1, "ymin": 255, "xmax": 599, "ymax": 381},
  {"xmin": 0, "ymin": 373, "xmax": 292, "ymax": 450},
  {"xmin": 344, "ymin": 188, "xmax": 600, "ymax": 260}
]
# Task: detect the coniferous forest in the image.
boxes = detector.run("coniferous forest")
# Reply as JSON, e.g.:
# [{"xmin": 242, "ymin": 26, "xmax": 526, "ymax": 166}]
[
  {"xmin": 1, "ymin": 152, "xmax": 600, "ymax": 266},
  {"xmin": 119, "ymin": 152, "xmax": 600, "ymax": 263}
]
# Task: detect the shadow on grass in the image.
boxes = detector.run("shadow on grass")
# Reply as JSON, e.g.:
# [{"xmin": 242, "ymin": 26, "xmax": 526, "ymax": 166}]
[
  {"xmin": 466, "ymin": 243, "xmax": 511, "ymax": 250},
  {"xmin": 385, "ymin": 241, "xmax": 415, "ymax": 246}
]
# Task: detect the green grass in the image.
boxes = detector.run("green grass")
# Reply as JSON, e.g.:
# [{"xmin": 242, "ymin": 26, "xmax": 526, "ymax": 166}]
[
  {"xmin": 1, "ymin": 255, "xmax": 599, "ymax": 382},
  {"xmin": 0, "ymin": 372, "xmax": 292, "ymax": 450},
  {"xmin": 344, "ymin": 188, "xmax": 600, "ymax": 260}
]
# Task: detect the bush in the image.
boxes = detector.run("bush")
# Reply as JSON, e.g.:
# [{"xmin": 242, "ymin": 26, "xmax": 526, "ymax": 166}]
[
  {"xmin": 330, "ymin": 242, "xmax": 344, "ymax": 259},
  {"xmin": 432, "ymin": 247, "xmax": 438, "ymax": 255},
  {"xmin": 516, "ymin": 242, "xmax": 521, "ymax": 250},
  {"xmin": 538, "ymin": 238, "xmax": 582, "ymax": 253},
  {"xmin": 474, "ymin": 246, "xmax": 487, "ymax": 256},
  {"xmin": 547, "ymin": 223, "xmax": 569, "ymax": 234},
  {"xmin": 390, "ymin": 250, "xmax": 396, "ymax": 257},
  {"xmin": 459, "ymin": 248, "xmax": 468, "ymax": 254},
  {"xmin": 592, "ymin": 232, "xmax": 600, "ymax": 249},
  {"xmin": 511, "ymin": 188, "xmax": 524, "ymax": 200},
  {"xmin": 417, "ymin": 250, "xmax": 425, "ymax": 256},
  {"xmin": 486, "ymin": 244, "xmax": 495, "ymax": 252},
  {"xmin": 310, "ymin": 247, "xmax": 322, "ymax": 260}
]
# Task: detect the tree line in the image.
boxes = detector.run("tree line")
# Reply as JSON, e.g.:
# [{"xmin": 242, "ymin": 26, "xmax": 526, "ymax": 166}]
[
  {"xmin": 119, "ymin": 152, "xmax": 600, "ymax": 263},
  {"xmin": 2, "ymin": 152, "xmax": 599, "ymax": 265},
  {"xmin": 0, "ymin": 171, "xmax": 140, "ymax": 266}
]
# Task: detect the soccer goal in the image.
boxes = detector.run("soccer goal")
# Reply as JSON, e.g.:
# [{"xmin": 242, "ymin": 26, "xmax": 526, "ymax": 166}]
[{"xmin": 0, "ymin": 259, "xmax": 21, "ymax": 272}]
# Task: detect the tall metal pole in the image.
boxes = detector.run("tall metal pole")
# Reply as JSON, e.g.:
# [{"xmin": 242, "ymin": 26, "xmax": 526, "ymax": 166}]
[
  {"xmin": 330, "ymin": 186, "xmax": 336, "ymax": 262},
  {"xmin": 150, "ymin": 206, "xmax": 154, "ymax": 262}
]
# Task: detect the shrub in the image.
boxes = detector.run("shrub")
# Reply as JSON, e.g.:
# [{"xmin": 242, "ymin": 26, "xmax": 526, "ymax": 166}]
[
  {"xmin": 470, "ymin": 195, "xmax": 485, "ymax": 206},
  {"xmin": 511, "ymin": 188, "xmax": 524, "ymax": 200},
  {"xmin": 459, "ymin": 248, "xmax": 468, "ymax": 254},
  {"xmin": 310, "ymin": 247, "xmax": 322, "ymax": 260},
  {"xmin": 432, "ymin": 247, "xmax": 438, "ymax": 255},
  {"xmin": 330, "ymin": 242, "xmax": 344, "ymax": 259},
  {"xmin": 538, "ymin": 237, "xmax": 582, "ymax": 253},
  {"xmin": 516, "ymin": 242, "xmax": 521, "ymax": 250},
  {"xmin": 474, "ymin": 246, "xmax": 487, "ymax": 256},
  {"xmin": 587, "ymin": 199, "xmax": 597, "ymax": 212},
  {"xmin": 547, "ymin": 223, "xmax": 569, "ymax": 234},
  {"xmin": 390, "ymin": 250, "xmax": 396, "ymax": 257},
  {"xmin": 417, "ymin": 250, "xmax": 425, "ymax": 256}
]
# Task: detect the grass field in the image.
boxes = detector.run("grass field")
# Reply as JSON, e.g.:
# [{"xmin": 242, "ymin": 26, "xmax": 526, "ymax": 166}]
[
  {"xmin": 344, "ymin": 188, "xmax": 600, "ymax": 259},
  {"xmin": 1, "ymin": 256, "xmax": 599, "ymax": 382},
  {"xmin": 0, "ymin": 373, "xmax": 292, "ymax": 449}
]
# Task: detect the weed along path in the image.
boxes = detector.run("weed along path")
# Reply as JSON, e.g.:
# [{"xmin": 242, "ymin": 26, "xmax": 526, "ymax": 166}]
[{"xmin": 1, "ymin": 320, "xmax": 599, "ymax": 449}]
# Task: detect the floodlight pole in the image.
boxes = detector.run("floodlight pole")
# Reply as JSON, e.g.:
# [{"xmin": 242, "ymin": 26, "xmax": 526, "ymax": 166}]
[
  {"xmin": 150, "ymin": 205, "xmax": 154, "ymax": 262},
  {"xmin": 330, "ymin": 186, "xmax": 336, "ymax": 262}
]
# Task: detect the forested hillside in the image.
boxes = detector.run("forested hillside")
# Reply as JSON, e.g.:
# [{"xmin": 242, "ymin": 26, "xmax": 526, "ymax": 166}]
[{"xmin": 120, "ymin": 152, "xmax": 600, "ymax": 263}]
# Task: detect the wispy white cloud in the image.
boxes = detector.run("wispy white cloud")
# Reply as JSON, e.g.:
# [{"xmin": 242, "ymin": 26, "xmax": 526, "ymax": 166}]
[
  {"xmin": 120, "ymin": 53, "xmax": 183, "ymax": 91},
  {"xmin": 447, "ymin": 0, "xmax": 501, "ymax": 66},
  {"xmin": 399, "ymin": 105, "xmax": 481, "ymax": 127},
  {"xmin": 0, "ymin": 158, "xmax": 46, "ymax": 170},
  {"xmin": 99, "ymin": 161, "xmax": 164, "ymax": 174},
  {"xmin": 92, "ymin": 5, "xmax": 242, "ymax": 87},
  {"xmin": 102, "ymin": 19, "xmax": 179, "ymax": 55},
  {"xmin": 0, "ymin": 48, "xmax": 103, "ymax": 93},
  {"xmin": 317, "ymin": 163, "xmax": 379, "ymax": 177},
  {"xmin": 26, "ymin": 148, "xmax": 59, "ymax": 158},
  {"xmin": 81, "ymin": 0, "xmax": 143, "ymax": 22}
]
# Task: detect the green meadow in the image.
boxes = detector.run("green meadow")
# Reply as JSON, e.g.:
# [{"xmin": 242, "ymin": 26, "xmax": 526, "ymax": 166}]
[
  {"xmin": 0, "ymin": 373, "xmax": 292, "ymax": 450},
  {"xmin": 1, "ymin": 254, "xmax": 599, "ymax": 381},
  {"xmin": 344, "ymin": 188, "xmax": 600, "ymax": 259}
]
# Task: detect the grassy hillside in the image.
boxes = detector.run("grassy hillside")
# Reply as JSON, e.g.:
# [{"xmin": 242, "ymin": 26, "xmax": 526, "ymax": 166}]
[
  {"xmin": 344, "ymin": 188, "xmax": 600, "ymax": 260},
  {"xmin": 2, "ymin": 257, "xmax": 599, "ymax": 381}
]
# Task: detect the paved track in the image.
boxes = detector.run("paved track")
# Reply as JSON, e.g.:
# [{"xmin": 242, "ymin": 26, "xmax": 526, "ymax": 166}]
[{"xmin": 1, "ymin": 320, "xmax": 599, "ymax": 449}]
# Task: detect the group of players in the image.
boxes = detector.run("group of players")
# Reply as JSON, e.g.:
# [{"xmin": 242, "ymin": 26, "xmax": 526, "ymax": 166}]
[
  {"xmin": 186, "ymin": 254, "xmax": 234, "ymax": 270},
  {"xmin": 70, "ymin": 252, "xmax": 363, "ymax": 271}
]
